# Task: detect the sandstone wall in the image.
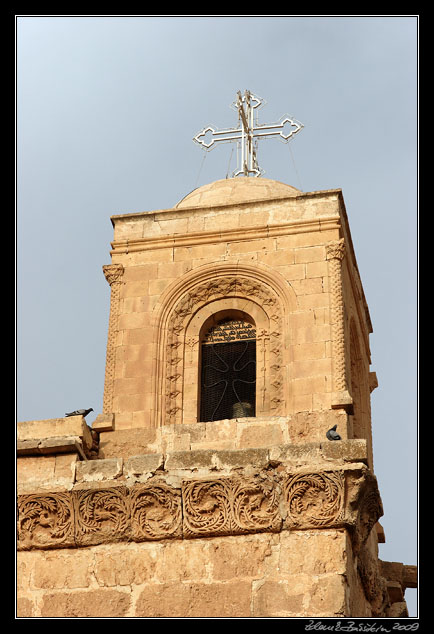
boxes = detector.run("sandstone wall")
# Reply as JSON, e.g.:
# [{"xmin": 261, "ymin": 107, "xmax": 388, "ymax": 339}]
[{"xmin": 17, "ymin": 530, "xmax": 363, "ymax": 618}]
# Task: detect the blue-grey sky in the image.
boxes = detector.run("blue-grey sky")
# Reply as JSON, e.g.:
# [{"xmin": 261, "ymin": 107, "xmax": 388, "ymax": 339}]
[{"xmin": 16, "ymin": 15, "xmax": 418, "ymax": 616}]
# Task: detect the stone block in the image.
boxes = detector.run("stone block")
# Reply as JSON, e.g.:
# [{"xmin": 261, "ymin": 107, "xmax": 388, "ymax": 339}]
[
  {"xmin": 40, "ymin": 589, "xmax": 131, "ymax": 618},
  {"xmin": 91, "ymin": 413, "xmax": 114, "ymax": 432},
  {"xmin": 17, "ymin": 455, "xmax": 56, "ymax": 487},
  {"xmin": 135, "ymin": 580, "xmax": 251, "ymax": 618},
  {"xmin": 238, "ymin": 422, "xmax": 284, "ymax": 449},
  {"xmin": 124, "ymin": 453, "xmax": 164, "ymax": 478},
  {"xmin": 93, "ymin": 544, "xmax": 159, "ymax": 587},
  {"xmin": 403, "ymin": 564, "xmax": 417, "ymax": 589},
  {"xmin": 32, "ymin": 550, "xmax": 92, "ymax": 589},
  {"xmin": 386, "ymin": 580, "xmax": 404, "ymax": 603},
  {"xmin": 75, "ymin": 457, "xmax": 123, "ymax": 482},
  {"xmin": 269, "ymin": 442, "xmax": 321, "ymax": 466},
  {"xmin": 321, "ymin": 439, "xmax": 368, "ymax": 464},
  {"xmin": 253, "ymin": 579, "xmax": 305, "ymax": 617},
  {"xmin": 98, "ymin": 427, "xmax": 156, "ymax": 459},
  {"xmin": 17, "ymin": 439, "xmax": 41, "ymax": 455},
  {"xmin": 213, "ymin": 447, "xmax": 270, "ymax": 470},
  {"xmin": 294, "ymin": 245, "xmax": 326, "ymax": 263},
  {"xmin": 164, "ymin": 448, "xmax": 216, "ymax": 471},
  {"xmin": 17, "ymin": 417, "xmax": 90, "ymax": 443}
]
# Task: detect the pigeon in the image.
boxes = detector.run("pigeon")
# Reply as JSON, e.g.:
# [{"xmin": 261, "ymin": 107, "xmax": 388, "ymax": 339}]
[
  {"xmin": 326, "ymin": 424, "xmax": 341, "ymax": 441},
  {"xmin": 65, "ymin": 408, "xmax": 94, "ymax": 418}
]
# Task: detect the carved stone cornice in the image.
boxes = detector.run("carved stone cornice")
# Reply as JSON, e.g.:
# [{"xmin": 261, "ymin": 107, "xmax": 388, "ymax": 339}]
[
  {"xmin": 110, "ymin": 216, "xmax": 340, "ymax": 255},
  {"xmin": 17, "ymin": 464, "xmax": 383, "ymax": 552}
]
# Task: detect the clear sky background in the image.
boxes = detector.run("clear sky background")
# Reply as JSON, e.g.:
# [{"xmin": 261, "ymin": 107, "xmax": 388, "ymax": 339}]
[{"xmin": 16, "ymin": 15, "xmax": 418, "ymax": 616}]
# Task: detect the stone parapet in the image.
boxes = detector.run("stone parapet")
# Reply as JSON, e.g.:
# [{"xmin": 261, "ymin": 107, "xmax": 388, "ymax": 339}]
[{"xmin": 98, "ymin": 411, "xmax": 353, "ymax": 458}]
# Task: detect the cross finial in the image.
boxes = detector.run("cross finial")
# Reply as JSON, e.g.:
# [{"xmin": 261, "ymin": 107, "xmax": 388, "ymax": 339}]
[{"xmin": 193, "ymin": 91, "xmax": 304, "ymax": 177}]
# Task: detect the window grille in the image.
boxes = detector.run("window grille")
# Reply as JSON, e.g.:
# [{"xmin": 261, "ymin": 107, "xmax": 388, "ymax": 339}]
[{"xmin": 200, "ymin": 318, "xmax": 256, "ymax": 422}]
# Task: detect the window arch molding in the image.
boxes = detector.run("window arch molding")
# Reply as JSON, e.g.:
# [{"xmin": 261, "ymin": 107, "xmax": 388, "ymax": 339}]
[{"xmin": 151, "ymin": 262, "xmax": 298, "ymax": 427}]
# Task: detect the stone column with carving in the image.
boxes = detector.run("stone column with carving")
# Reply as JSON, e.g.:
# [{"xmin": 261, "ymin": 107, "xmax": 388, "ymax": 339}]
[
  {"xmin": 102, "ymin": 264, "xmax": 124, "ymax": 414},
  {"xmin": 326, "ymin": 239, "xmax": 353, "ymax": 412}
]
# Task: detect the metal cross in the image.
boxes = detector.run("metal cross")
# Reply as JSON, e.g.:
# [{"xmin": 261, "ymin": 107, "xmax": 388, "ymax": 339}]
[{"xmin": 193, "ymin": 90, "xmax": 304, "ymax": 177}]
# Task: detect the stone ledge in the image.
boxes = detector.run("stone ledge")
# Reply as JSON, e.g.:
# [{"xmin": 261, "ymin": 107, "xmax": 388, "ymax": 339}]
[
  {"xmin": 18, "ymin": 417, "xmax": 93, "ymax": 454},
  {"xmin": 17, "ymin": 439, "xmax": 369, "ymax": 489},
  {"xmin": 320, "ymin": 439, "xmax": 368, "ymax": 464},
  {"xmin": 17, "ymin": 437, "xmax": 87, "ymax": 460}
]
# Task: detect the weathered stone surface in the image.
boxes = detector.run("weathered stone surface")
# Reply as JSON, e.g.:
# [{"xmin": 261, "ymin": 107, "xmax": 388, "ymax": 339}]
[
  {"xmin": 253, "ymin": 579, "xmax": 305, "ymax": 617},
  {"xmin": 321, "ymin": 438, "xmax": 368, "ymax": 463},
  {"xmin": 18, "ymin": 417, "xmax": 93, "ymax": 453},
  {"xmin": 164, "ymin": 448, "xmax": 216, "ymax": 471},
  {"xmin": 40, "ymin": 589, "xmax": 131, "ymax": 618},
  {"xmin": 75, "ymin": 457, "xmax": 123, "ymax": 482},
  {"xmin": 269, "ymin": 442, "xmax": 321, "ymax": 466},
  {"xmin": 213, "ymin": 447, "xmax": 270, "ymax": 470},
  {"xmin": 98, "ymin": 427, "xmax": 157, "ymax": 459},
  {"xmin": 32, "ymin": 550, "xmax": 92, "ymax": 589},
  {"xmin": 17, "ymin": 491, "xmax": 75, "ymax": 550},
  {"xmin": 91, "ymin": 412, "xmax": 114, "ymax": 432},
  {"xmin": 16, "ymin": 597, "xmax": 34, "ymax": 617},
  {"xmin": 124, "ymin": 453, "xmax": 164, "ymax": 478},
  {"xmin": 135, "ymin": 581, "xmax": 252, "ymax": 618}
]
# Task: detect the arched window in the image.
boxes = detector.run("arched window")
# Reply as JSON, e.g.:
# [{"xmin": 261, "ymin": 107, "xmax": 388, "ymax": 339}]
[{"xmin": 199, "ymin": 316, "xmax": 256, "ymax": 422}]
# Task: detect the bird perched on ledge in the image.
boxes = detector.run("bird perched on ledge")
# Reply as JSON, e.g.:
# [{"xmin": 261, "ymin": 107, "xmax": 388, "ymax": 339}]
[
  {"xmin": 65, "ymin": 408, "xmax": 94, "ymax": 418},
  {"xmin": 326, "ymin": 424, "xmax": 341, "ymax": 441}
]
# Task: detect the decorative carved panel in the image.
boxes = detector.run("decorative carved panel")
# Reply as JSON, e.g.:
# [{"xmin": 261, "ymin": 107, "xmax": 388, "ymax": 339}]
[
  {"xmin": 284, "ymin": 470, "xmax": 345, "ymax": 528},
  {"xmin": 73, "ymin": 486, "xmax": 130, "ymax": 546},
  {"xmin": 182, "ymin": 475, "xmax": 281, "ymax": 538},
  {"xmin": 130, "ymin": 483, "xmax": 182, "ymax": 541},
  {"xmin": 17, "ymin": 492, "xmax": 75, "ymax": 550}
]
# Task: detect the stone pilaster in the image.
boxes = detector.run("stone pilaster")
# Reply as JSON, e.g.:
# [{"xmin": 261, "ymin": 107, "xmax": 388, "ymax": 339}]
[
  {"xmin": 326, "ymin": 239, "xmax": 353, "ymax": 411},
  {"xmin": 102, "ymin": 264, "xmax": 124, "ymax": 414}
]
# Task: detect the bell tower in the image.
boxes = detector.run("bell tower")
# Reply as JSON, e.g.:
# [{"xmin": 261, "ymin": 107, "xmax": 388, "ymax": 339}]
[{"xmin": 17, "ymin": 93, "xmax": 416, "ymax": 618}]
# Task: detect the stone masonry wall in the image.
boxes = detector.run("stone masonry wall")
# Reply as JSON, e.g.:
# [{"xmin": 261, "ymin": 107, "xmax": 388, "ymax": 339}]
[
  {"xmin": 17, "ymin": 530, "xmax": 360, "ymax": 618},
  {"xmin": 105, "ymin": 189, "xmax": 370, "ymax": 430}
]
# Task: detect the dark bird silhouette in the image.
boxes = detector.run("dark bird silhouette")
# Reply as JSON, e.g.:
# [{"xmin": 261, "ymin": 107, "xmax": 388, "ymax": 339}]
[
  {"xmin": 65, "ymin": 408, "xmax": 94, "ymax": 418},
  {"xmin": 326, "ymin": 424, "xmax": 341, "ymax": 441}
]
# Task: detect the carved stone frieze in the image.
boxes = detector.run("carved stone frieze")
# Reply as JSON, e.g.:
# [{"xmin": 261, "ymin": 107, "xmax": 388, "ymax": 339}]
[
  {"xmin": 16, "ymin": 465, "xmax": 383, "ymax": 551},
  {"xmin": 182, "ymin": 475, "xmax": 281, "ymax": 538}
]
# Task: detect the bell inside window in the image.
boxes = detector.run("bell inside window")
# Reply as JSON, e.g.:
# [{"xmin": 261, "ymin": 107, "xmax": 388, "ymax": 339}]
[{"xmin": 199, "ymin": 317, "xmax": 256, "ymax": 422}]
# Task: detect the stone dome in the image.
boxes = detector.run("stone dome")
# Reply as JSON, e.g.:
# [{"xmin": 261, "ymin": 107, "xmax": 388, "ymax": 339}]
[{"xmin": 175, "ymin": 177, "xmax": 300, "ymax": 208}]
